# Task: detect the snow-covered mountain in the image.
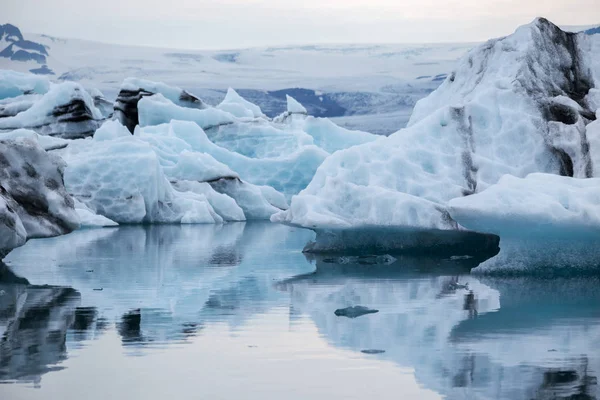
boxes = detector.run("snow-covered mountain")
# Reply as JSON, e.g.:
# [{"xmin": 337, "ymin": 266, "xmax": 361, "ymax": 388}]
[{"xmin": 0, "ymin": 24, "xmax": 51, "ymax": 72}]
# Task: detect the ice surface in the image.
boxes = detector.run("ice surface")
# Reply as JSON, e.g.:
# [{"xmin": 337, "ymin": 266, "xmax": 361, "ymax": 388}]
[
  {"xmin": 0, "ymin": 81, "xmax": 104, "ymax": 138},
  {"xmin": 286, "ymin": 95, "xmax": 307, "ymax": 114},
  {"xmin": 171, "ymin": 180, "xmax": 245, "ymax": 222},
  {"xmin": 448, "ymin": 173, "xmax": 600, "ymax": 274},
  {"xmin": 120, "ymin": 78, "xmax": 207, "ymax": 107},
  {"xmin": 137, "ymin": 94, "xmax": 236, "ymax": 129},
  {"xmin": 216, "ymin": 88, "xmax": 266, "ymax": 119},
  {"xmin": 51, "ymin": 120, "xmax": 286, "ymax": 223},
  {"xmin": 74, "ymin": 198, "xmax": 118, "ymax": 228},
  {"xmin": 448, "ymin": 173, "xmax": 600, "ymax": 237},
  {"xmin": 0, "ymin": 137, "xmax": 79, "ymax": 258},
  {"xmin": 115, "ymin": 78, "xmax": 208, "ymax": 133},
  {"xmin": 0, "ymin": 93, "xmax": 40, "ymax": 118},
  {"xmin": 0, "ymin": 191, "xmax": 27, "ymax": 259},
  {"xmin": 274, "ymin": 19, "xmax": 600, "ymax": 238},
  {"xmin": 208, "ymin": 178, "xmax": 281, "ymax": 220},
  {"xmin": 139, "ymin": 119, "xmax": 328, "ymax": 197},
  {"xmin": 59, "ymin": 133, "xmax": 223, "ymax": 224},
  {"xmin": 136, "ymin": 89, "xmax": 375, "ymax": 197},
  {"xmin": 0, "ymin": 69, "xmax": 49, "ymax": 99}
]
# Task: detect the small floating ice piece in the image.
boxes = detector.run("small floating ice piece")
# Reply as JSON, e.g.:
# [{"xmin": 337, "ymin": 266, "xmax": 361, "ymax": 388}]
[{"xmin": 334, "ymin": 306, "xmax": 379, "ymax": 318}]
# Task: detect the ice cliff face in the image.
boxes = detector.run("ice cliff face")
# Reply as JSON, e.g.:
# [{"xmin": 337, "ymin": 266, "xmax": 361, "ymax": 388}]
[
  {"xmin": 0, "ymin": 138, "xmax": 79, "ymax": 258},
  {"xmin": 274, "ymin": 18, "xmax": 600, "ymax": 236}
]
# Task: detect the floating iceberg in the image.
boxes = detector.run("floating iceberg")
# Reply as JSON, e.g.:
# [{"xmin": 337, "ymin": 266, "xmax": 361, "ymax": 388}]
[
  {"xmin": 0, "ymin": 137, "xmax": 79, "ymax": 258},
  {"xmin": 0, "ymin": 69, "xmax": 50, "ymax": 99},
  {"xmin": 448, "ymin": 173, "xmax": 600, "ymax": 237},
  {"xmin": 216, "ymin": 87, "xmax": 267, "ymax": 119},
  {"xmin": 448, "ymin": 173, "xmax": 600, "ymax": 274},
  {"xmin": 136, "ymin": 92, "xmax": 375, "ymax": 197},
  {"xmin": 114, "ymin": 77, "xmax": 208, "ymax": 133},
  {"xmin": 273, "ymin": 18, "xmax": 600, "ymax": 255},
  {"xmin": 42, "ymin": 120, "xmax": 288, "ymax": 223},
  {"xmin": 0, "ymin": 81, "xmax": 104, "ymax": 139}
]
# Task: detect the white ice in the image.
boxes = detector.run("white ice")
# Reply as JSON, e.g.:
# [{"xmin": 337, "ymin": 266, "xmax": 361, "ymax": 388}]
[
  {"xmin": 448, "ymin": 173, "xmax": 600, "ymax": 237},
  {"xmin": 0, "ymin": 69, "xmax": 49, "ymax": 99},
  {"xmin": 216, "ymin": 88, "xmax": 266, "ymax": 119},
  {"xmin": 274, "ymin": 19, "xmax": 600, "ymax": 233}
]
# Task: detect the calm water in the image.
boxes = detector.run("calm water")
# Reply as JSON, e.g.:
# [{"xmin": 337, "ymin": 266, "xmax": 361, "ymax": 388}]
[{"xmin": 0, "ymin": 223, "xmax": 599, "ymax": 400}]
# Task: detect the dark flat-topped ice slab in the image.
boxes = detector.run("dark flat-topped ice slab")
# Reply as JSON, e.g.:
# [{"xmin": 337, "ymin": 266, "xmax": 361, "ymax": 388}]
[
  {"xmin": 303, "ymin": 225, "xmax": 500, "ymax": 260},
  {"xmin": 334, "ymin": 306, "xmax": 379, "ymax": 318}
]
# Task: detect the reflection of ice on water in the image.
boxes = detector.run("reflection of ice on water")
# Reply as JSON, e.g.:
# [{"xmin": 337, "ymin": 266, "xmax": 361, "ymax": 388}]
[
  {"xmin": 279, "ymin": 259, "xmax": 600, "ymax": 400},
  {"xmin": 1, "ymin": 224, "xmax": 599, "ymax": 399},
  {"xmin": 3, "ymin": 223, "xmax": 315, "ymax": 348},
  {"xmin": 0, "ymin": 281, "xmax": 80, "ymax": 386}
]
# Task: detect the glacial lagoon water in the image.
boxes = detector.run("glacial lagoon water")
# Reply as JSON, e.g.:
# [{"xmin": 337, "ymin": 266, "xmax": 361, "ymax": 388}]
[{"xmin": 0, "ymin": 223, "xmax": 599, "ymax": 400}]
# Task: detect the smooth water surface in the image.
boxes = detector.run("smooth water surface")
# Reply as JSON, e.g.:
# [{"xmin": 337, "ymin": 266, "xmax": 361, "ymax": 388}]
[{"xmin": 0, "ymin": 223, "xmax": 599, "ymax": 399}]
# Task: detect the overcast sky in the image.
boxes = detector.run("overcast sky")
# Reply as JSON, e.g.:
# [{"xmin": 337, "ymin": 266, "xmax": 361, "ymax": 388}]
[{"xmin": 4, "ymin": 0, "xmax": 600, "ymax": 49}]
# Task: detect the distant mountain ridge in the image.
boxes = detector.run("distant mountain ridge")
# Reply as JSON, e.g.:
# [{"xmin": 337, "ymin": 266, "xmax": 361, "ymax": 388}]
[
  {"xmin": 584, "ymin": 26, "xmax": 600, "ymax": 35},
  {"xmin": 0, "ymin": 23, "xmax": 52, "ymax": 74},
  {"xmin": 0, "ymin": 23, "xmax": 475, "ymax": 134}
]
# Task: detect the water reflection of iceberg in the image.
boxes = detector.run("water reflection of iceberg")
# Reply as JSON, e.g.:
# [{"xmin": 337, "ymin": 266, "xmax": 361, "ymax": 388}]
[
  {"xmin": 0, "ymin": 270, "xmax": 80, "ymax": 385},
  {"xmin": 278, "ymin": 259, "xmax": 600, "ymax": 400},
  {"xmin": 5, "ymin": 223, "xmax": 315, "ymax": 348}
]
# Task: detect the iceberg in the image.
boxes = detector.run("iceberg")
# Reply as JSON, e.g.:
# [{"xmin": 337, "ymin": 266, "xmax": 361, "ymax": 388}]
[
  {"xmin": 114, "ymin": 77, "xmax": 208, "ymax": 133},
  {"xmin": 0, "ymin": 137, "xmax": 79, "ymax": 258},
  {"xmin": 448, "ymin": 173, "xmax": 600, "ymax": 237},
  {"xmin": 0, "ymin": 81, "xmax": 104, "ymax": 139},
  {"xmin": 216, "ymin": 87, "xmax": 267, "ymax": 119},
  {"xmin": 273, "ymin": 18, "xmax": 600, "ymax": 253},
  {"xmin": 45, "ymin": 120, "xmax": 288, "ymax": 223},
  {"xmin": 0, "ymin": 69, "xmax": 50, "ymax": 99},
  {"xmin": 136, "ymin": 91, "xmax": 375, "ymax": 197},
  {"xmin": 58, "ymin": 128, "xmax": 225, "ymax": 224},
  {"xmin": 448, "ymin": 173, "xmax": 600, "ymax": 274}
]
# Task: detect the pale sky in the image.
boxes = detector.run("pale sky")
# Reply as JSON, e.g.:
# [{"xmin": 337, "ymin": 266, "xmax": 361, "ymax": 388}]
[{"xmin": 4, "ymin": 0, "xmax": 600, "ymax": 49}]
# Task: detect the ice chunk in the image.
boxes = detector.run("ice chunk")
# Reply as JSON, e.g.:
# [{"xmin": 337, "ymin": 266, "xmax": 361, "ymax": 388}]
[
  {"xmin": 0, "ymin": 69, "xmax": 50, "ymax": 100},
  {"xmin": 0, "ymin": 93, "xmax": 40, "ymax": 118},
  {"xmin": 144, "ymin": 120, "xmax": 328, "ymax": 197},
  {"xmin": 171, "ymin": 180, "xmax": 245, "ymax": 222},
  {"xmin": 334, "ymin": 306, "xmax": 379, "ymax": 318},
  {"xmin": 286, "ymin": 95, "xmax": 307, "ymax": 114},
  {"xmin": 216, "ymin": 88, "xmax": 266, "ymax": 119},
  {"xmin": 293, "ymin": 115, "xmax": 377, "ymax": 154},
  {"xmin": 0, "ymin": 137, "xmax": 79, "ymax": 245},
  {"xmin": 302, "ymin": 226, "xmax": 499, "ymax": 260},
  {"xmin": 137, "ymin": 94, "xmax": 235, "ymax": 130},
  {"xmin": 0, "ymin": 81, "xmax": 104, "ymax": 139},
  {"xmin": 448, "ymin": 173, "xmax": 600, "ymax": 237},
  {"xmin": 448, "ymin": 173, "xmax": 600, "ymax": 275},
  {"xmin": 0, "ymin": 190, "xmax": 26, "ymax": 259},
  {"xmin": 58, "ymin": 135, "xmax": 222, "ymax": 224},
  {"xmin": 93, "ymin": 119, "xmax": 131, "ymax": 141},
  {"xmin": 74, "ymin": 198, "xmax": 119, "ymax": 228},
  {"xmin": 275, "ymin": 18, "xmax": 600, "ymax": 234},
  {"xmin": 208, "ymin": 177, "xmax": 281, "ymax": 220},
  {"xmin": 115, "ymin": 78, "xmax": 208, "ymax": 133}
]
